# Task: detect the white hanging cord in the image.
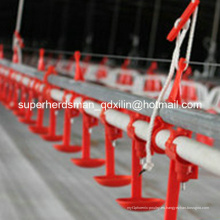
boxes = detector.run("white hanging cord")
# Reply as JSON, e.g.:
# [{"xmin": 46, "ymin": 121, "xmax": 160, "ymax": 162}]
[
  {"xmin": 142, "ymin": 5, "xmax": 199, "ymax": 172},
  {"xmin": 185, "ymin": 7, "xmax": 198, "ymax": 69},
  {"xmin": 142, "ymin": 24, "xmax": 190, "ymax": 171},
  {"xmin": 15, "ymin": 0, "xmax": 25, "ymax": 33},
  {"xmin": 17, "ymin": 46, "xmax": 22, "ymax": 64},
  {"xmin": 13, "ymin": 0, "xmax": 25, "ymax": 63}
]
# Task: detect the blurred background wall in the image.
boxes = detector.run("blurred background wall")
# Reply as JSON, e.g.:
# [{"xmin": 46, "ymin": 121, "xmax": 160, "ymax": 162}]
[{"xmin": 0, "ymin": 0, "xmax": 219, "ymax": 71}]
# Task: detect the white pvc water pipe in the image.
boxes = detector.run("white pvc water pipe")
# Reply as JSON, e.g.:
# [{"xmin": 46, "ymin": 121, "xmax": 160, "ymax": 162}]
[
  {"xmin": 33, "ymin": 86, "xmax": 220, "ymax": 176},
  {"xmin": 1, "ymin": 69, "xmax": 220, "ymax": 177}
]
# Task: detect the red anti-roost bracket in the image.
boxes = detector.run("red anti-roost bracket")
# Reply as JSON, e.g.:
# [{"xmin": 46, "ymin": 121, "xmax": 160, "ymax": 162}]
[
  {"xmin": 38, "ymin": 48, "xmax": 45, "ymax": 71},
  {"xmin": 117, "ymin": 59, "xmax": 133, "ymax": 86},
  {"xmin": 167, "ymin": 58, "xmax": 186, "ymax": 104},
  {"xmin": 43, "ymin": 66, "xmax": 57, "ymax": 84},
  {"xmin": 74, "ymin": 51, "xmax": 84, "ymax": 81},
  {"xmin": 0, "ymin": 44, "xmax": 4, "ymax": 59},
  {"xmin": 147, "ymin": 62, "xmax": 158, "ymax": 75},
  {"xmin": 167, "ymin": 0, "xmax": 200, "ymax": 42},
  {"xmin": 96, "ymin": 57, "xmax": 108, "ymax": 80}
]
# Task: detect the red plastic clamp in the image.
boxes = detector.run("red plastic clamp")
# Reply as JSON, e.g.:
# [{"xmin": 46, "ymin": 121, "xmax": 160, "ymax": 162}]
[
  {"xmin": 61, "ymin": 91, "xmax": 80, "ymax": 116},
  {"xmin": 127, "ymin": 112, "xmax": 150, "ymax": 158},
  {"xmin": 14, "ymin": 31, "xmax": 25, "ymax": 48},
  {"xmin": 151, "ymin": 116, "xmax": 173, "ymax": 154},
  {"xmin": 96, "ymin": 57, "xmax": 108, "ymax": 79},
  {"xmin": 100, "ymin": 107, "xmax": 123, "ymax": 141},
  {"xmin": 165, "ymin": 128, "xmax": 198, "ymax": 182},
  {"xmin": 121, "ymin": 59, "xmax": 130, "ymax": 70},
  {"xmin": 32, "ymin": 80, "xmax": 43, "ymax": 98},
  {"xmin": 79, "ymin": 97, "xmax": 99, "ymax": 128},
  {"xmin": 43, "ymin": 66, "xmax": 57, "ymax": 86},
  {"xmin": 27, "ymin": 77, "xmax": 41, "ymax": 98},
  {"xmin": 68, "ymin": 93, "xmax": 81, "ymax": 117}
]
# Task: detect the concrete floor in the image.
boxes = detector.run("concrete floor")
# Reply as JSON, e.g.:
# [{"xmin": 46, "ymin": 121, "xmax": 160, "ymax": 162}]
[{"xmin": 0, "ymin": 104, "xmax": 219, "ymax": 220}]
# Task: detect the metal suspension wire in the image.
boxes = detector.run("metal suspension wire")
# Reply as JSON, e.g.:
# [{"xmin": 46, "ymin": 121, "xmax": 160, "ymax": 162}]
[{"xmin": 17, "ymin": 46, "xmax": 220, "ymax": 68}]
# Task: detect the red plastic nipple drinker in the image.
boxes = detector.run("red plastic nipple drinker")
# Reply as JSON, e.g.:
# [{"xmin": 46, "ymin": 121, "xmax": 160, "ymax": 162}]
[
  {"xmin": 18, "ymin": 79, "xmax": 37, "ymax": 125},
  {"xmin": 7, "ymin": 74, "xmax": 21, "ymax": 111},
  {"xmin": 116, "ymin": 139, "xmax": 165, "ymax": 211},
  {"xmin": 163, "ymin": 58, "xmax": 198, "ymax": 220},
  {"xmin": 41, "ymin": 66, "xmax": 63, "ymax": 141},
  {"xmin": 94, "ymin": 109, "xmax": 131, "ymax": 187},
  {"xmin": 54, "ymin": 94, "xmax": 81, "ymax": 153},
  {"xmin": 13, "ymin": 85, "xmax": 27, "ymax": 117},
  {"xmin": 29, "ymin": 49, "xmax": 48, "ymax": 134},
  {"xmin": 29, "ymin": 85, "xmax": 49, "ymax": 134},
  {"xmin": 41, "ymin": 90, "xmax": 63, "ymax": 141},
  {"xmin": 71, "ymin": 51, "xmax": 105, "ymax": 167},
  {"xmin": 71, "ymin": 100, "xmax": 105, "ymax": 168},
  {"xmin": 5, "ymin": 71, "xmax": 16, "ymax": 109},
  {"xmin": 116, "ymin": 114, "xmax": 165, "ymax": 211}
]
